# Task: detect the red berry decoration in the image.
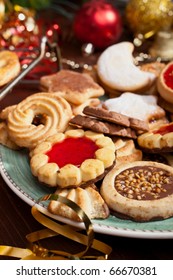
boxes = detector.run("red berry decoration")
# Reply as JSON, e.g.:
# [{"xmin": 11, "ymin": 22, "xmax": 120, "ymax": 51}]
[{"xmin": 73, "ymin": 0, "xmax": 123, "ymax": 49}]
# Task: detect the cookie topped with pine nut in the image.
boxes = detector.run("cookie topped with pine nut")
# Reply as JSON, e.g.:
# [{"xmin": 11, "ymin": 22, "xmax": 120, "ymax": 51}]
[
  {"xmin": 30, "ymin": 129, "xmax": 116, "ymax": 188},
  {"xmin": 100, "ymin": 161, "xmax": 173, "ymax": 222}
]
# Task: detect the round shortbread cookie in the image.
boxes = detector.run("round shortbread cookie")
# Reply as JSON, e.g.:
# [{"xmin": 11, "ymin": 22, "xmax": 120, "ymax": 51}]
[{"xmin": 101, "ymin": 161, "xmax": 173, "ymax": 222}]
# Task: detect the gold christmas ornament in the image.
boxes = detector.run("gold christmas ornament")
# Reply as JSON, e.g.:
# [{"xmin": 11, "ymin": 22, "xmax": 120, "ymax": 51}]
[
  {"xmin": 126, "ymin": 0, "xmax": 173, "ymax": 45},
  {"xmin": 0, "ymin": 0, "xmax": 5, "ymax": 24}
]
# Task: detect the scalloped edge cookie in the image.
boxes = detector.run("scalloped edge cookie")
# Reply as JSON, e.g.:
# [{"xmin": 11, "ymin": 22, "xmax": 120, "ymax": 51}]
[{"xmin": 30, "ymin": 129, "xmax": 116, "ymax": 188}]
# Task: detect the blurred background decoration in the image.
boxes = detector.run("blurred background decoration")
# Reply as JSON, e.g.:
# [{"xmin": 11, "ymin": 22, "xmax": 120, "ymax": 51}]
[
  {"xmin": 126, "ymin": 0, "xmax": 173, "ymax": 42},
  {"xmin": 0, "ymin": 0, "xmax": 78, "ymax": 78},
  {"xmin": 73, "ymin": 0, "xmax": 123, "ymax": 50},
  {"xmin": 125, "ymin": 0, "xmax": 173, "ymax": 60},
  {"xmin": 0, "ymin": 0, "xmax": 76, "ymax": 48},
  {"xmin": 0, "ymin": 0, "xmax": 125, "ymax": 49},
  {"xmin": 0, "ymin": 0, "xmax": 172, "ymax": 64}
]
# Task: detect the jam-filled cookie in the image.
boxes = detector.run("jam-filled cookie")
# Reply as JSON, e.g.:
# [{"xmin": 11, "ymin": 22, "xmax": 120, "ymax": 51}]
[
  {"xmin": 30, "ymin": 129, "xmax": 116, "ymax": 188},
  {"xmin": 101, "ymin": 161, "xmax": 173, "ymax": 222},
  {"xmin": 157, "ymin": 61, "xmax": 173, "ymax": 104},
  {"xmin": 137, "ymin": 122, "xmax": 173, "ymax": 153}
]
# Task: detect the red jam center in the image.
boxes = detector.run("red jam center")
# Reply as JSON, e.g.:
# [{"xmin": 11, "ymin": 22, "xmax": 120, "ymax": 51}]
[
  {"xmin": 46, "ymin": 136, "xmax": 99, "ymax": 168},
  {"xmin": 153, "ymin": 123, "xmax": 173, "ymax": 135},
  {"xmin": 163, "ymin": 64, "xmax": 173, "ymax": 89}
]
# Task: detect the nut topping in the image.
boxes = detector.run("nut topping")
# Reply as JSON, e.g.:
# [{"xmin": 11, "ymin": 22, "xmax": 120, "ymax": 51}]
[
  {"xmin": 114, "ymin": 166, "xmax": 173, "ymax": 200},
  {"xmin": 101, "ymin": 161, "xmax": 173, "ymax": 221}
]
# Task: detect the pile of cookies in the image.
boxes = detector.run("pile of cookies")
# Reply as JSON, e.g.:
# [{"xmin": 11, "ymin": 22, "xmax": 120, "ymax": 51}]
[
  {"xmin": 1, "ymin": 41, "xmax": 173, "ymax": 223},
  {"xmin": 0, "ymin": 50, "xmax": 21, "ymax": 149}
]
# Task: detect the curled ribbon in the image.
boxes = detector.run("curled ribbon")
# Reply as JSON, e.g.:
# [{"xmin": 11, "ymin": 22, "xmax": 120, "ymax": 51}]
[{"xmin": 0, "ymin": 194, "xmax": 112, "ymax": 260}]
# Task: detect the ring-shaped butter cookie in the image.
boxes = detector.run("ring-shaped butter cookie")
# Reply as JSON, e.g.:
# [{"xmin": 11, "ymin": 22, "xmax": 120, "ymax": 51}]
[{"xmin": 7, "ymin": 92, "xmax": 73, "ymax": 149}]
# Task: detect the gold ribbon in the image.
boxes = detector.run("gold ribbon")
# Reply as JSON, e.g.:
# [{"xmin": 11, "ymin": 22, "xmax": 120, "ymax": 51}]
[{"xmin": 0, "ymin": 194, "xmax": 112, "ymax": 260}]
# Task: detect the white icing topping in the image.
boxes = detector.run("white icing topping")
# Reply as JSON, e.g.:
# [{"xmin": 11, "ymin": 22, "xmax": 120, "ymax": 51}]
[
  {"xmin": 104, "ymin": 92, "xmax": 164, "ymax": 121},
  {"xmin": 97, "ymin": 42, "xmax": 156, "ymax": 91}
]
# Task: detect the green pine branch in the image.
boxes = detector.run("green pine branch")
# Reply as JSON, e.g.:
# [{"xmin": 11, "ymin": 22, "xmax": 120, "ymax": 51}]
[{"xmin": 9, "ymin": 0, "xmax": 84, "ymax": 10}]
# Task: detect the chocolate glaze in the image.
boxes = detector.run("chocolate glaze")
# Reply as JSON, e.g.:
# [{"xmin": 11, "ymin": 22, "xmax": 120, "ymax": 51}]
[{"xmin": 115, "ymin": 166, "xmax": 173, "ymax": 200}]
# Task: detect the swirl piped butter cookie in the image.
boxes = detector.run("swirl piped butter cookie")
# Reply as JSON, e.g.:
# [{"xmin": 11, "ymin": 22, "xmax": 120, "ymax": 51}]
[
  {"xmin": 30, "ymin": 129, "xmax": 116, "ymax": 188},
  {"xmin": 101, "ymin": 161, "xmax": 173, "ymax": 221},
  {"xmin": 6, "ymin": 92, "xmax": 73, "ymax": 149}
]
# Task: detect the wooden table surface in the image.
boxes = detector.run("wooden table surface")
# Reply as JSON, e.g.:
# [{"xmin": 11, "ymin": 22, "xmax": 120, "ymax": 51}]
[{"xmin": 1, "ymin": 6, "xmax": 173, "ymax": 261}]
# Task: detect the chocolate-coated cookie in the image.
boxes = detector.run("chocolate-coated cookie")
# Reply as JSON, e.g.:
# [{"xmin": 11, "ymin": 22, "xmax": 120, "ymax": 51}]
[
  {"xmin": 83, "ymin": 106, "xmax": 149, "ymax": 133},
  {"xmin": 69, "ymin": 115, "xmax": 137, "ymax": 138}
]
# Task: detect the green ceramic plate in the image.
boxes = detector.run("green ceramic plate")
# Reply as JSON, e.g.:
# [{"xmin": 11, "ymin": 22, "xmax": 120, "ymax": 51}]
[{"xmin": 1, "ymin": 144, "xmax": 173, "ymax": 239}]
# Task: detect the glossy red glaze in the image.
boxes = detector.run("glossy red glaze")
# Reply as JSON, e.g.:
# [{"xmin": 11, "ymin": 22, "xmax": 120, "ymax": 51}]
[
  {"xmin": 163, "ymin": 64, "xmax": 173, "ymax": 90},
  {"xmin": 46, "ymin": 136, "xmax": 99, "ymax": 168},
  {"xmin": 154, "ymin": 123, "xmax": 173, "ymax": 135}
]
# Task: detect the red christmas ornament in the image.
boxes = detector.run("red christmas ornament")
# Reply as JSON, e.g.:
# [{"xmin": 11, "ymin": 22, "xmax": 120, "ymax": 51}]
[{"xmin": 73, "ymin": 0, "xmax": 123, "ymax": 49}]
